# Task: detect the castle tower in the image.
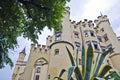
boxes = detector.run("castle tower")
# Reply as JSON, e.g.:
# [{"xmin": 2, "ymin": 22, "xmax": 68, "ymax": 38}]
[
  {"xmin": 12, "ymin": 7, "xmax": 120, "ymax": 80},
  {"xmin": 19, "ymin": 44, "xmax": 50, "ymax": 80},
  {"xmin": 12, "ymin": 48, "xmax": 26, "ymax": 80},
  {"xmin": 48, "ymin": 7, "xmax": 74, "ymax": 79},
  {"xmin": 94, "ymin": 15, "xmax": 120, "ymax": 71}
]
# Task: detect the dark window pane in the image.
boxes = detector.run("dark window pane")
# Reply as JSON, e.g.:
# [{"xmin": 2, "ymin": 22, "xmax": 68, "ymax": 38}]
[
  {"xmin": 98, "ymin": 37, "xmax": 102, "ymax": 42},
  {"xmin": 56, "ymin": 33, "xmax": 61, "ymax": 41},
  {"xmin": 48, "ymin": 74, "xmax": 50, "ymax": 79},
  {"xmin": 75, "ymin": 42, "xmax": 80, "ymax": 50},
  {"xmin": 104, "ymin": 35, "xmax": 108, "ymax": 42},
  {"xmin": 86, "ymin": 41, "xmax": 91, "ymax": 47},
  {"xmin": 101, "ymin": 46, "xmax": 106, "ymax": 52},
  {"xmin": 90, "ymin": 31, "xmax": 95, "ymax": 37},
  {"xmin": 84, "ymin": 31, "xmax": 88, "ymax": 37},
  {"xmin": 55, "ymin": 49, "xmax": 59, "ymax": 55},
  {"xmin": 36, "ymin": 67, "xmax": 41, "ymax": 73},
  {"xmin": 93, "ymin": 41, "xmax": 99, "ymax": 50},
  {"xmin": 74, "ymin": 32, "xmax": 79, "ymax": 38},
  {"xmin": 35, "ymin": 75, "xmax": 39, "ymax": 80},
  {"xmin": 107, "ymin": 44, "xmax": 113, "ymax": 53}
]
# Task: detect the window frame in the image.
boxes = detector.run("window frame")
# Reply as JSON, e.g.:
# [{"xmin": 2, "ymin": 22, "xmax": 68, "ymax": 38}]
[
  {"xmin": 55, "ymin": 49, "xmax": 59, "ymax": 55},
  {"xmin": 86, "ymin": 41, "xmax": 91, "ymax": 47},
  {"xmin": 75, "ymin": 42, "xmax": 80, "ymax": 50},
  {"xmin": 101, "ymin": 46, "xmax": 106, "ymax": 52},
  {"xmin": 84, "ymin": 31, "xmax": 89, "ymax": 37},
  {"xmin": 90, "ymin": 31, "xmax": 95, "ymax": 37},
  {"xmin": 55, "ymin": 32, "xmax": 61, "ymax": 41},
  {"xmin": 35, "ymin": 75, "xmax": 40, "ymax": 80},
  {"xmin": 103, "ymin": 34, "xmax": 108, "ymax": 42},
  {"xmin": 74, "ymin": 32, "xmax": 79, "ymax": 38},
  {"xmin": 36, "ymin": 67, "xmax": 41, "ymax": 73},
  {"xmin": 107, "ymin": 44, "xmax": 112, "ymax": 52},
  {"xmin": 92, "ymin": 41, "xmax": 99, "ymax": 50},
  {"xmin": 98, "ymin": 37, "xmax": 102, "ymax": 42}
]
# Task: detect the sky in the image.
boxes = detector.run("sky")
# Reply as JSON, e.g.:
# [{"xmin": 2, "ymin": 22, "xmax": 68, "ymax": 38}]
[{"xmin": 0, "ymin": 0, "xmax": 120, "ymax": 80}]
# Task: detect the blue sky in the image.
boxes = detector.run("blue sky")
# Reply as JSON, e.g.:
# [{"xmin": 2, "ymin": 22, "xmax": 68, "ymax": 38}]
[{"xmin": 0, "ymin": 0, "xmax": 120, "ymax": 80}]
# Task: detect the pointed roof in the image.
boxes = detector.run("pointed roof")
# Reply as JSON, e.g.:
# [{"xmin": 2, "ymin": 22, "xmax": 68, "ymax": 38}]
[{"xmin": 20, "ymin": 47, "xmax": 26, "ymax": 55}]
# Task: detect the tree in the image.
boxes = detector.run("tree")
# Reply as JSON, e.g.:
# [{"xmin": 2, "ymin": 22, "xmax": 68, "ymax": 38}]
[
  {"xmin": 0, "ymin": 0, "xmax": 70, "ymax": 68},
  {"xmin": 54, "ymin": 43, "xmax": 114, "ymax": 80}
]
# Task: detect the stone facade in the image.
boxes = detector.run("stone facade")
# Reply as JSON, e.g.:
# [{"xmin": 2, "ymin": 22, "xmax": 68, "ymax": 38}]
[{"xmin": 12, "ymin": 7, "xmax": 120, "ymax": 80}]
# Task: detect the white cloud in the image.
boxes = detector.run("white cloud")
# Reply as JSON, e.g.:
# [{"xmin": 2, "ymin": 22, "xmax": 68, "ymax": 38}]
[
  {"xmin": 81, "ymin": 0, "xmax": 118, "ymax": 20},
  {"xmin": 37, "ymin": 27, "xmax": 53, "ymax": 45}
]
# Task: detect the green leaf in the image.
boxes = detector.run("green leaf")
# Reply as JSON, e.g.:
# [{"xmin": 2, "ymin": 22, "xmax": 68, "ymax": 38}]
[
  {"xmin": 84, "ymin": 44, "xmax": 94, "ymax": 80},
  {"xmin": 66, "ymin": 46, "xmax": 75, "ymax": 66},
  {"xmin": 81, "ymin": 43, "xmax": 85, "ymax": 77},
  {"xmin": 54, "ymin": 69, "xmax": 66, "ymax": 80},
  {"xmin": 94, "ymin": 48, "xmax": 113, "ymax": 77},
  {"xmin": 93, "ymin": 53, "xmax": 100, "ymax": 76},
  {"xmin": 98, "ymin": 65, "xmax": 112, "ymax": 78},
  {"xmin": 68, "ymin": 66, "xmax": 75, "ymax": 80},
  {"xmin": 76, "ymin": 49, "xmax": 79, "ymax": 66},
  {"xmin": 74, "ymin": 66, "xmax": 83, "ymax": 80},
  {"xmin": 0, "ymin": 0, "xmax": 70, "ymax": 68},
  {"xmin": 59, "ymin": 69, "xmax": 66, "ymax": 78},
  {"xmin": 53, "ymin": 77, "xmax": 63, "ymax": 80}
]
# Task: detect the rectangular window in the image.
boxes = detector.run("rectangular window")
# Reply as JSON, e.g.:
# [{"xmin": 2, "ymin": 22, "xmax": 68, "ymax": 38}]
[
  {"xmin": 90, "ymin": 31, "xmax": 95, "ymax": 37},
  {"xmin": 55, "ymin": 49, "xmax": 59, "ymax": 55},
  {"xmin": 56, "ymin": 32, "xmax": 61, "ymax": 41},
  {"xmin": 75, "ymin": 42, "xmax": 80, "ymax": 50},
  {"xmin": 101, "ymin": 46, "xmax": 106, "ymax": 52},
  {"xmin": 35, "ymin": 75, "xmax": 39, "ymax": 80},
  {"xmin": 86, "ymin": 41, "xmax": 91, "ymax": 47},
  {"xmin": 98, "ymin": 37, "xmax": 102, "ymax": 42},
  {"xmin": 107, "ymin": 44, "xmax": 113, "ymax": 53},
  {"xmin": 101, "ymin": 28, "xmax": 104, "ymax": 32},
  {"xmin": 93, "ymin": 41, "xmax": 99, "ymax": 50},
  {"xmin": 74, "ymin": 32, "xmax": 79, "ymax": 38},
  {"xmin": 48, "ymin": 74, "xmax": 50, "ymax": 79},
  {"xmin": 104, "ymin": 35, "xmax": 108, "ymax": 42},
  {"xmin": 84, "ymin": 31, "xmax": 88, "ymax": 37}
]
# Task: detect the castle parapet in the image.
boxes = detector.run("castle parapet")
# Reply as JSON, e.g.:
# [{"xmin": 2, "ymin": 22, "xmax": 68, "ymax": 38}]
[
  {"xmin": 94, "ymin": 15, "xmax": 109, "ymax": 26},
  {"xmin": 30, "ymin": 44, "xmax": 50, "ymax": 54}
]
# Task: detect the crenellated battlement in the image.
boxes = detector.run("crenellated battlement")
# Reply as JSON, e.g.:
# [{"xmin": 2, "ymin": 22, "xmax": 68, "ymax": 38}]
[
  {"xmin": 94, "ymin": 15, "xmax": 109, "ymax": 26},
  {"xmin": 31, "ymin": 44, "xmax": 50, "ymax": 54},
  {"xmin": 70, "ymin": 19, "xmax": 95, "ymax": 28},
  {"xmin": 65, "ymin": 6, "xmax": 70, "ymax": 15}
]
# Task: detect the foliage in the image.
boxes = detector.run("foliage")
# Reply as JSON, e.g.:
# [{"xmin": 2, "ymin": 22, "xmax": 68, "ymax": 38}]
[
  {"xmin": 0, "ymin": 0, "xmax": 70, "ymax": 68},
  {"xmin": 55, "ymin": 43, "xmax": 114, "ymax": 80},
  {"xmin": 105, "ymin": 69, "xmax": 120, "ymax": 80}
]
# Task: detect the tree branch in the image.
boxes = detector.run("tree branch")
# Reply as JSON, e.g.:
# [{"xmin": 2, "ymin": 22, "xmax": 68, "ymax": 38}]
[{"xmin": 18, "ymin": 0, "xmax": 50, "ymax": 10}]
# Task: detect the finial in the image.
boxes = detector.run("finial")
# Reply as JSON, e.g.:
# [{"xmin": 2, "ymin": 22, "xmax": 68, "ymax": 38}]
[
  {"xmin": 100, "ymin": 11, "xmax": 103, "ymax": 16},
  {"xmin": 20, "ymin": 47, "xmax": 26, "ymax": 55}
]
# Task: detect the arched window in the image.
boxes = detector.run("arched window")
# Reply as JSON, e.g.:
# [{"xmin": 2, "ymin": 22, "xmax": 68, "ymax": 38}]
[{"xmin": 36, "ymin": 67, "xmax": 41, "ymax": 73}]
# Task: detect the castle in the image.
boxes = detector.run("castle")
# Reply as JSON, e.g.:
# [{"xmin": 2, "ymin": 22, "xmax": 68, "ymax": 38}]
[{"xmin": 12, "ymin": 7, "xmax": 120, "ymax": 80}]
